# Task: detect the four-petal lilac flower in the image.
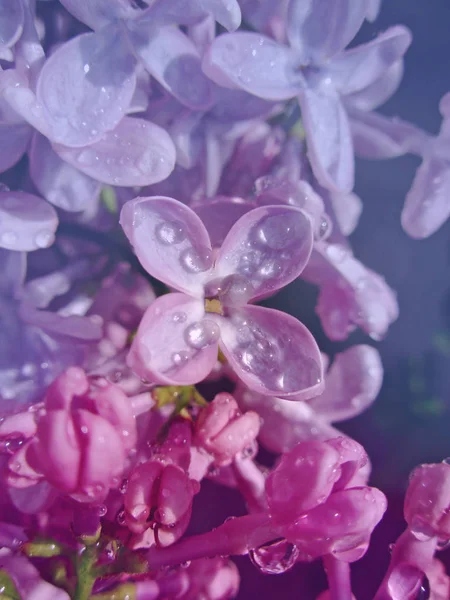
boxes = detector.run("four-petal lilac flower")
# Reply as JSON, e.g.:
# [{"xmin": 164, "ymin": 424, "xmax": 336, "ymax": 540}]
[{"xmin": 120, "ymin": 196, "xmax": 323, "ymax": 398}]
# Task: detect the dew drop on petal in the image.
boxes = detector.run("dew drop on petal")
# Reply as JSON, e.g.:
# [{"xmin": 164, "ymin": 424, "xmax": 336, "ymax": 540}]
[
  {"xmin": 255, "ymin": 213, "xmax": 302, "ymax": 250},
  {"xmin": 249, "ymin": 539, "xmax": 299, "ymax": 575},
  {"xmin": 184, "ymin": 320, "xmax": 220, "ymax": 349},
  {"xmin": 172, "ymin": 351, "xmax": 190, "ymax": 366},
  {"xmin": 1, "ymin": 231, "xmax": 18, "ymax": 246},
  {"xmin": 180, "ymin": 247, "xmax": 212, "ymax": 273},
  {"xmin": 35, "ymin": 230, "xmax": 55, "ymax": 248},
  {"xmin": 155, "ymin": 221, "xmax": 186, "ymax": 245},
  {"xmin": 219, "ymin": 274, "xmax": 254, "ymax": 307},
  {"xmin": 172, "ymin": 311, "xmax": 187, "ymax": 324}
]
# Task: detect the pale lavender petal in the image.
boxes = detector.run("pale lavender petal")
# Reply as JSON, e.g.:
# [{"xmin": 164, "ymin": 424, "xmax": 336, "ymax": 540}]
[
  {"xmin": 189, "ymin": 15, "xmax": 215, "ymax": 54},
  {"xmin": 120, "ymin": 196, "xmax": 213, "ymax": 296},
  {"xmin": 0, "ymin": 249, "xmax": 26, "ymax": 295},
  {"xmin": 127, "ymin": 293, "xmax": 219, "ymax": 385},
  {"xmin": 239, "ymin": 0, "xmax": 290, "ymax": 40},
  {"xmin": 19, "ymin": 305, "xmax": 102, "ymax": 341},
  {"xmin": 344, "ymin": 61, "xmax": 404, "ymax": 112},
  {"xmin": 330, "ymin": 191, "xmax": 362, "ymax": 235},
  {"xmin": 54, "ymin": 117, "xmax": 176, "ymax": 187},
  {"xmin": 202, "ymin": 33, "xmax": 304, "ymax": 101},
  {"xmin": 14, "ymin": 0, "xmax": 45, "ymax": 80},
  {"xmin": 199, "ymin": 0, "xmax": 241, "ymax": 31},
  {"xmin": 219, "ymin": 305, "xmax": 323, "ymax": 398},
  {"xmin": 59, "ymin": 0, "xmax": 144, "ymax": 30},
  {"xmin": 366, "ymin": 0, "xmax": 382, "ymax": 22},
  {"xmin": 309, "ymin": 345, "xmax": 383, "ymax": 422},
  {"xmin": 36, "ymin": 26, "xmax": 137, "ymax": 147},
  {"xmin": 215, "ymin": 205, "xmax": 313, "ymax": 301},
  {"xmin": 29, "ymin": 133, "xmax": 101, "ymax": 212},
  {"xmin": 169, "ymin": 111, "xmax": 204, "ymax": 169},
  {"xmin": 0, "ymin": 191, "xmax": 58, "ymax": 251},
  {"xmin": 402, "ymin": 156, "xmax": 450, "ymax": 239},
  {"xmin": 128, "ymin": 24, "xmax": 214, "ymax": 110},
  {"xmin": 238, "ymin": 387, "xmax": 340, "ymax": 453},
  {"xmin": 0, "ymin": 122, "xmax": 32, "ymax": 172},
  {"xmin": 331, "ymin": 26, "xmax": 412, "ymax": 96},
  {"xmin": 210, "ymin": 88, "xmax": 275, "ymax": 122},
  {"xmin": 127, "ymin": 66, "xmax": 151, "ymax": 114},
  {"xmin": 0, "ymin": 0, "xmax": 24, "ymax": 47},
  {"xmin": 349, "ymin": 108, "xmax": 429, "ymax": 159},
  {"xmin": 193, "ymin": 198, "xmax": 255, "ymax": 248},
  {"xmin": 298, "ymin": 87, "xmax": 354, "ymax": 192},
  {"xmin": 144, "ymin": 0, "xmax": 241, "ymax": 31},
  {"xmin": 286, "ymin": 0, "xmax": 369, "ymax": 62}
]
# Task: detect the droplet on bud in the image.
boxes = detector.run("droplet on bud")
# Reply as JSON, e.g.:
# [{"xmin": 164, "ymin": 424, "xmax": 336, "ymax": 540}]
[{"xmin": 249, "ymin": 539, "xmax": 299, "ymax": 575}]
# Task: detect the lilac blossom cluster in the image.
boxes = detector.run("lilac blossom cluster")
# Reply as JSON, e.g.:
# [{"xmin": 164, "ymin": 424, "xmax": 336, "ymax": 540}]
[{"xmin": 0, "ymin": 1, "xmax": 449, "ymax": 599}]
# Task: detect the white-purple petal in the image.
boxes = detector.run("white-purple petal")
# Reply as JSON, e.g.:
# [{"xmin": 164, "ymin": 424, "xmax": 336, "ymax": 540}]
[
  {"xmin": 59, "ymin": 0, "xmax": 145, "ymax": 30},
  {"xmin": 203, "ymin": 32, "xmax": 304, "ymax": 101},
  {"xmin": 29, "ymin": 133, "xmax": 101, "ymax": 212},
  {"xmin": 0, "ymin": 0, "xmax": 24, "ymax": 48},
  {"xmin": 215, "ymin": 205, "xmax": 313, "ymax": 302},
  {"xmin": 120, "ymin": 196, "xmax": 213, "ymax": 296},
  {"xmin": 344, "ymin": 61, "xmax": 404, "ymax": 112},
  {"xmin": 219, "ymin": 305, "xmax": 323, "ymax": 398},
  {"xmin": 193, "ymin": 197, "xmax": 255, "ymax": 248},
  {"xmin": 0, "ymin": 249, "xmax": 26, "ymax": 295},
  {"xmin": 0, "ymin": 191, "xmax": 58, "ymax": 251},
  {"xmin": 53, "ymin": 117, "xmax": 176, "ymax": 187},
  {"xmin": 36, "ymin": 25, "xmax": 137, "ymax": 147},
  {"xmin": 127, "ymin": 292, "xmax": 219, "ymax": 385}
]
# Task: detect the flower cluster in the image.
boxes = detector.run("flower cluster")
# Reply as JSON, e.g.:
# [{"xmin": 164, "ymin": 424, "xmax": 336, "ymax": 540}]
[{"xmin": 0, "ymin": 1, "xmax": 449, "ymax": 599}]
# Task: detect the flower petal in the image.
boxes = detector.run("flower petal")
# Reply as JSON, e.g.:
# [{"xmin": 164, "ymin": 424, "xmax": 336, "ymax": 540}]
[
  {"xmin": 219, "ymin": 305, "xmax": 323, "ymax": 398},
  {"xmin": 0, "ymin": 122, "xmax": 32, "ymax": 173},
  {"xmin": 0, "ymin": 191, "xmax": 58, "ymax": 251},
  {"xmin": 120, "ymin": 196, "xmax": 213, "ymax": 295},
  {"xmin": 299, "ymin": 87, "xmax": 354, "ymax": 193},
  {"xmin": 54, "ymin": 117, "xmax": 176, "ymax": 187},
  {"xmin": 127, "ymin": 293, "xmax": 219, "ymax": 385},
  {"xmin": 309, "ymin": 345, "xmax": 383, "ymax": 422},
  {"xmin": 330, "ymin": 191, "xmax": 362, "ymax": 235},
  {"xmin": 202, "ymin": 32, "xmax": 304, "ymax": 101},
  {"xmin": 36, "ymin": 25, "xmax": 136, "ymax": 147},
  {"xmin": 59, "ymin": 0, "xmax": 144, "ymax": 30},
  {"xmin": 0, "ymin": 249, "xmax": 26, "ymax": 295},
  {"xmin": 128, "ymin": 24, "xmax": 214, "ymax": 110},
  {"xmin": 286, "ymin": 0, "xmax": 369, "ymax": 62},
  {"xmin": 331, "ymin": 26, "xmax": 412, "ymax": 96},
  {"xmin": 0, "ymin": 0, "xmax": 24, "ymax": 48},
  {"xmin": 401, "ymin": 156, "xmax": 450, "ymax": 239},
  {"xmin": 344, "ymin": 60, "xmax": 404, "ymax": 112},
  {"xmin": 215, "ymin": 205, "xmax": 313, "ymax": 302},
  {"xmin": 29, "ymin": 133, "xmax": 101, "ymax": 212},
  {"xmin": 193, "ymin": 198, "xmax": 255, "ymax": 248}
]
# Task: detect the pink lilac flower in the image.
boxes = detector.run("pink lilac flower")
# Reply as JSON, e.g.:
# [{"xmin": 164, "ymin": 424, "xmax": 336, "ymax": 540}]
[{"xmin": 120, "ymin": 195, "xmax": 323, "ymax": 398}]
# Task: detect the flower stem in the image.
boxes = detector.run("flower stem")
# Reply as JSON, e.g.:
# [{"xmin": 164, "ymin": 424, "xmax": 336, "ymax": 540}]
[{"xmin": 323, "ymin": 555, "xmax": 353, "ymax": 600}]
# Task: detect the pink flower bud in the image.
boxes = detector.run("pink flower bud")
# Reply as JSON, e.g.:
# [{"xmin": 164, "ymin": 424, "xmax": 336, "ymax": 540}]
[{"xmin": 194, "ymin": 393, "xmax": 260, "ymax": 466}]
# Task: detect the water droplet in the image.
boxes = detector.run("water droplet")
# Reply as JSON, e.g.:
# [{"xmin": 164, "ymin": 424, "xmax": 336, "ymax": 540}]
[
  {"xmin": 83, "ymin": 64, "xmax": 90, "ymax": 74},
  {"xmin": 249, "ymin": 539, "xmax": 299, "ymax": 575},
  {"xmin": 119, "ymin": 479, "xmax": 128, "ymax": 494},
  {"xmin": 317, "ymin": 216, "xmax": 331, "ymax": 240},
  {"xmin": 415, "ymin": 576, "xmax": 430, "ymax": 600},
  {"xmin": 155, "ymin": 221, "xmax": 186, "ymax": 245},
  {"xmin": 172, "ymin": 311, "xmax": 187, "ymax": 323},
  {"xmin": 1, "ymin": 231, "xmax": 18, "ymax": 246},
  {"xmin": 255, "ymin": 212, "xmax": 303, "ymax": 250},
  {"xmin": 77, "ymin": 149, "xmax": 98, "ymax": 166},
  {"xmin": 218, "ymin": 274, "xmax": 254, "ymax": 307},
  {"xmin": 1, "ymin": 434, "xmax": 25, "ymax": 455},
  {"xmin": 117, "ymin": 510, "xmax": 126, "ymax": 525},
  {"xmin": 35, "ymin": 230, "xmax": 54, "ymax": 248},
  {"xmin": 184, "ymin": 320, "xmax": 220, "ymax": 349},
  {"xmin": 172, "ymin": 351, "xmax": 190, "ymax": 366},
  {"xmin": 410, "ymin": 517, "xmax": 434, "ymax": 542},
  {"xmin": 97, "ymin": 504, "xmax": 107, "ymax": 517},
  {"xmin": 180, "ymin": 246, "xmax": 212, "ymax": 273}
]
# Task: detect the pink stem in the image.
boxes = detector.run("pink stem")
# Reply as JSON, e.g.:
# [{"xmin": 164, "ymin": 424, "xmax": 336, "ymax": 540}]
[
  {"xmin": 232, "ymin": 457, "xmax": 268, "ymax": 513},
  {"xmin": 147, "ymin": 513, "xmax": 278, "ymax": 569},
  {"xmin": 323, "ymin": 555, "xmax": 353, "ymax": 600}
]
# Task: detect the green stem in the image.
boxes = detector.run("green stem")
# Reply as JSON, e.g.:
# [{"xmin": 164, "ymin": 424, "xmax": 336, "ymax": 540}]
[{"xmin": 74, "ymin": 545, "xmax": 97, "ymax": 600}]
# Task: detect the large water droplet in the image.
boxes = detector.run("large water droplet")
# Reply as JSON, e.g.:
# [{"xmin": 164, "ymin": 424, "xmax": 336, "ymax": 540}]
[
  {"xmin": 155, "ymin": 221, "xmax": 186, "ymax": 245},
  {"xmin": 180, "ymin": 246, "xmax": 212, "ymax": 273},
  {"xmin": 249, "ymin": 539, "xmax": 299, "ymax": 575},
  {"xmin": 218, "ymin": 274, "xmax": 254, "ymax": 307},
  {"xmin": 410, "ymin": 517, "xmax": 434, "ymax": 542},
  {"xmin": 172, "ymin": 311, "xmax": 187, "ymax": 324},
  {"xmin": 35, "ymin": 230, "xmax": 54, "ymax": 248},
  {"xmin": 255, "ymin": 212, "xmax": 303, "ymax": 250},
  {"xmin": 184, "ymin": 320, "xmax": 220, "ymax": 349},
  {"xmin": 172, "ymin": 351, "xmax": 190, "ymax": 366},
  {"xmin": 1, "ymin": 231, "xmax": 18, "ymax": 246}
]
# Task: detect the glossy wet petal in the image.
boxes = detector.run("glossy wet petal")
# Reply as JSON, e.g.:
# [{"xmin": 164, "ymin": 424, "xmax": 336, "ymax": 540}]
[
  {"xmin": 215, "ymin": 205, "xmax": 313, "ymax": 302},
  {"xmin": 402, "ymin": 156, "xmax": 450, "ymax": 239},
  {"xmin": 330, "ymin": 191, "xmax": 362, "ymax": 235},
  {"xmin": 0, "ymin": 0, "xmax": 24, "ymax": 48},
  {"xmin": 194, "ymin": 198, "xmax": 255, "ymax": 248},
  {"xmin": 127, "ymin": 293, "xmax": 219, "ymax": 385},
  {"xmin": 54, "ymin": 117, "xmax": 176, "ymax": 187},
  {"xmin": 59, "ymin": 0, "xmax": 144, "ymax": 30},
  {"xmin": 309, "ymin": 345, "xmax": 383, "ymax": 422},
  {"xmin": 203, "ymin": 32, "xmax": 304, "ymax": 101},
  {"xmin": 120, "ymin": 196, "xmax": 213, "ymax": 295},
  {"xmin": 0, "ymin": 191, "xmax": 58, "ymax": 251},
  {"xmin": 299, "ymin": 87, "xmax": 354, "ymax": 193},
  {"xmin": 36, "ymin": 25, "xmax": 136, "ymax": 147},
  {"xmin": 332, "ymin": 26, "xmax": 412, "ymax": 96},
  {"xmin": 128, "ymin": 24, "xmax": 214, "ymax": 110},
  {"xmin": 219, "ymin": 305, "xmax": 323, "ymax": 398},
  {"xmin": 286, "ymin": 0, "xmax": 369, "ymax": 62},
  {"xmin": 29, "ymin": 133, "xmax": 101, "ymax": 212}
]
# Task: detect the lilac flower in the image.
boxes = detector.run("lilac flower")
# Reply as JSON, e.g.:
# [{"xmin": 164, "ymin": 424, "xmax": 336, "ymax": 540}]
[
  {"xmin": 120, "ymin": 195, "xmax": 323, "ymax": 398},
  {"xmin": 203, "ymin": 2, "xmax": 412, "ymax": 191}
]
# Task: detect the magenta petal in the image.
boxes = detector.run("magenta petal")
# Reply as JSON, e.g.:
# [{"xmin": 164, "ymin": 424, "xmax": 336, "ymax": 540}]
[
  {"xmin": 299, "ymin": 87, "xmax": 354, "ymax": 193},
  {"xmin": 215, "ymin": 205, "xmax": 313, "ymax": 301},
  {"xmin": 286, "ymin": 0, "xmax": 369, "ymax": 62},
  {"xmin": 120, "ymin": 196, "xmax": 213, "ymax": 295},
  {"xmin": 203, "ymin": 32, "xmax": 304, "ymax": 100},
  {"xmin": 0, "ymin": 1, "xmax": 24, "ymax": 48},
  {"xmin": 0, "ymin": 191, "xmax": 58, "ymax": 251},
  {"xmin": 309, "ymin": 345, "xmax": 383, "ymax": 422},
  {"xmin": 332, "ymin": 26, "xmax": 412, "ymax": 96},
  {"xmin": 0, "ymin": 122, "xmax": 31, "ymax": 173},
  {"xmin": 127, "ymin": 293, "xmax": 219, "ymax": 385},
  {"xmin": 54, "ymin": 117, "xmax": 175, "ymax": 187},
  {"xmin": 36, "ymin": 26, "xmax": 136, "ymax": 147},
  {"xmin": 401, "ymin": 156, "xmax": 450, "ymax": 239},
  {"xmin": 128, "ymin": 25, "xmax": 214, "ymax": 110},
  {"xmin": 29, "ymin": 133, "xmax": 101, "ymax": 212},
  {"xmin": 219, "ymin": 305, "xmax": 323, "ymax": 398}
]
